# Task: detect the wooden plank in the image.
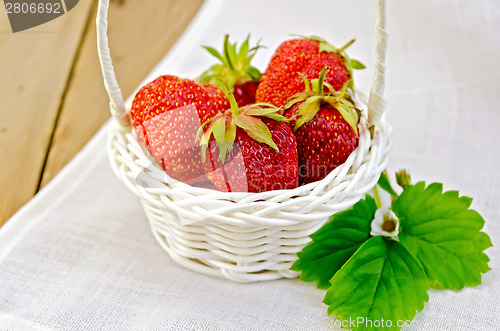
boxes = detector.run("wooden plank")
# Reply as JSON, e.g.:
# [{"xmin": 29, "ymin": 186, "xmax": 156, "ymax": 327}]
[
  {"xmin": 0, "ymin": 1, "xmax": 95, "ymax": 226},
  {"xmin": 40, "ymin": 0, "xmax": 204, "ymax": 188}
]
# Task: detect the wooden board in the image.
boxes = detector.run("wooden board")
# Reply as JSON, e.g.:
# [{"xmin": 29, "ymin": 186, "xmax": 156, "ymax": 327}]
[
  {"xmin": 0, "ymin": 1, "xmax": 95, "ymax": 226},
  {"xmin": 0, "ymin": 0, "xmax": 204, "ymax": 226},
  {"xmin": 40, "ymin": 0, "xmax": 204, "ymax": 187}
]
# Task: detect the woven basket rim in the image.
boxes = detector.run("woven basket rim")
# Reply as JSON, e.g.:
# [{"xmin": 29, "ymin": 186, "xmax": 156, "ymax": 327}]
[
  {"xmin": 108, "ymin": 93, "xmax": 388, "ymax": 198},
  {"xmin": 108, "ymin": 117, "xmax": 391, "ymax": 228}
]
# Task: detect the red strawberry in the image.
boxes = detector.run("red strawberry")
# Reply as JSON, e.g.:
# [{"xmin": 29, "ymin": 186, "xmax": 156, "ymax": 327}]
[
  {"xmin": 200, "ymin": 89, "xmax": 298, "ymax": 192},
  {"xmin": 200, "ymin": 35, "xmax": 262, "ymax": 106},
  {"xmin": 199, "ymin": 82, "xmax": 231, "ymax": 110},
  {"xmin": 256, "ymin": 36, "xmax": 365, "ymax": 107},
  {"xmin": 232, "ymin": 81, "xmax": 259, "ymax": 107},
  {"xmin": 284, "ymin": 67, "xmax": 360, "ymax": 185},
  {"xmin": 130, "ymin": 75, "xmax": 229, "ymax": 185}
]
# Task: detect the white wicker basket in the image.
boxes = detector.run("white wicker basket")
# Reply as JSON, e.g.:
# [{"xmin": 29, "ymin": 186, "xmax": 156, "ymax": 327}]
[{"xmin": 97, "ymin": 0, "xmax": 391, "ymax": 282}]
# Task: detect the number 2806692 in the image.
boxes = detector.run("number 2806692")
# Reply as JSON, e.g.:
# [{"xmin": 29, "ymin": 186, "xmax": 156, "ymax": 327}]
[{"xmin": 5, "ymin": 2, "xmax": 62, "ymax": 14}]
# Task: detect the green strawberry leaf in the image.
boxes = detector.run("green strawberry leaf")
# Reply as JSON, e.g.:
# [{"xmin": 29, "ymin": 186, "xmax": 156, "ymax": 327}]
[
  {"xmin": 243, "ymin": 106, "xmax": 289, "ymax": 122},
  {"xmin": 243, "ymin": 107, "xmax": 280, "ymax": 117},
  {"xmin": 306, "ymin": 35, "xmax": 326, "ymax": 42},
  {"xmin": 247, "ymin": 66, "xmax": 262, "ymax": 81},
  {"xmin": 212, "ymin": 118, "xmax": 231, "ymax": 164},
  {"xmin": 201, "ymin": 45, "xmax": 225, "ymax": 63},
  {"xmin": 350, "ymin": 59, "xmax": 366, "ymax": 70},
  {"xmin": 378, "ymin": 171, "xmax": 398, "ymax": 198},
  {"xmin": 340, "ymin": 80, "xmax": 350, "ymax": 97},
  {"xmin": 239, "ymin": 35, "xmax": 250, "ymax": 59},
  {"xmin": 212, "ymin": 117, "xmax": 226, "ymax": 141},
  {"xmin": 318, "ymin": 40, "xmax": 338, "ymax": 53},
  {"xmin": 340, "ymin": 39, "xmax": 356, "ymax": 51},
  {"xmin": 260, "ymin": 113, "xmax": 289, "ymax": 121},
  {"xmin": 291, "ymin": 196, "xmax": 377, "ymax": 289},
  {"xmin": 393, "ymin": 182, "xmax": 493, "ymax": 290},
  {"xmin": 336, "ymin": 103, "xmax": 359, "ymax": 136},
  {"xmin": 299, "ymin": 73, "xmax": 312, "ymax": 95},
  {"xmin": 223, "ymin": 35, "xmax": 237, "ymax": 71},
  {"xmin": 200, "ymin": 35, "xmax": 262, "ymax": 90},
  {"xmin": 199, "ymin": 119, "xmax": 216, "ymax": 162},
  {"xmin": 325, "ymin": 236, "xmax": 429, "ymax": 331},
  {"xmin": 233, "ymin": 115, "xmax": 278, "ymax": 151},
  {"xmin": 283, "ymin": 95, "xmax": 307, "ymax": 110},
  {"xmin": 225, "ymin": 120, "xmax": 237, "ymax": 144},
  {"xmin": 294, "ymin": 96, "xmax": 322, "ymax": 130}
]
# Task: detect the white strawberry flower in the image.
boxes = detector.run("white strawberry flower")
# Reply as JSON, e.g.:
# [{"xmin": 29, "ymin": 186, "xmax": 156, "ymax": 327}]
[{"xmin": 371, "ymin": 207, "xmax": 400, "ymax": 240}]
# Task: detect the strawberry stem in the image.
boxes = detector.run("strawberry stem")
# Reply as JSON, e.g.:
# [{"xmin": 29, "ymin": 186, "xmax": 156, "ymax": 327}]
[
  {"xmin": 316, "ymin": 66, "xmax": 329, "ymax": 96},
  {"xmin": 225, "ymin": 83, "xmax": 240, "ymax": 116}
]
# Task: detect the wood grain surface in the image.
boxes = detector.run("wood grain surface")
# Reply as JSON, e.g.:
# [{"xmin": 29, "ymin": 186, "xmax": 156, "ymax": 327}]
[{"xmin": 0, "ymin": 0, "xmax": 204, "ymax": 226}]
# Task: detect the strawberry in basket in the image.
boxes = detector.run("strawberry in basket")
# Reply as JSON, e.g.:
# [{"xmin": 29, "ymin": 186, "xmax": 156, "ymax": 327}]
[
  {"xmin": 200, "ymin": 87, "xmax": 298, "ymax": 192},
  {"xmin": 256, "ymin": 36, "xmax": 365, "ymax": 107},
  {"xmin": 284, "ymin": 67, "xmax": 360, "ymax": 185},
  {"xmin": 130, "ymin": 75, "xmax": 229, "ymax": 185},
  {"xmin": 200, "ymin": 35, "xmax": 262, "ymax": 107}
]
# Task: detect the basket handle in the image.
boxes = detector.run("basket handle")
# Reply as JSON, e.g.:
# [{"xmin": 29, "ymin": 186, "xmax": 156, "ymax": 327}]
[
  {"xmin": 368, "ymin": 0, "xmax": 388, "ymax": 127},
  {"xmin": 96, "ymin": 0, "xmax": 387, "ymax": 130},
  {"xmin": 96, "ymin": 0, "xmax": 131, "ymax": 130}
]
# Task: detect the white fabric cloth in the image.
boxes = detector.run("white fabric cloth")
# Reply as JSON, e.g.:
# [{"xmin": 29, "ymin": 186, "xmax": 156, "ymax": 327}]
[{"xmin": 1, "ymin": 0, "xmax": 500, "ymax": 330}]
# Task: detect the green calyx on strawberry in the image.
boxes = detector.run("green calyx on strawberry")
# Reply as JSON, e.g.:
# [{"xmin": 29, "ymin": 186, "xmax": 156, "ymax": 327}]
[
  {"xmin": 197, "ymin": 86, "xmax": 299, "ymax": 192},
  {"xmin": 286, "ymin": 66, "xmax": 360, "ymax": 135},
  {"xmin": 130, "ymin": 75, "xmax": 229, "ymax": 186},
  {"xmin": 256, "ymin": 35, "xmax": 365, "ymax": 107},
  {"xmin": 308, "ymin": 35, "xmax": 366, "ymax": 89},
  {"xmin": 200, "ymin": 35, "xmax": 263, "ymax": 106},
  {"xmin": 284, "ymin": 66, "xmax": 361, "ymax": 185}
]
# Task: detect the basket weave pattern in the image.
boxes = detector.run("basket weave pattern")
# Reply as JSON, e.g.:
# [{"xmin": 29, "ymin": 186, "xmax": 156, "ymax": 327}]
[{"xmin": 98, "ymin": 0, "xmax": 390, "ymax": 282}]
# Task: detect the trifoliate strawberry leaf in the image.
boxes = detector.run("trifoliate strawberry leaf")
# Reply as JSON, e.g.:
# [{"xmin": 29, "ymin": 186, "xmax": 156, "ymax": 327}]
[
  {"xmin": 325, "ymin": 236, "xmax": 429, "ymax": 331},
  {"xmin": 393, "ymin": 182, "xmax": 492, "ymax": 290},
  {"xmin": 291, "ymin": 196, "xmax": 377, "ymax": 289}
]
